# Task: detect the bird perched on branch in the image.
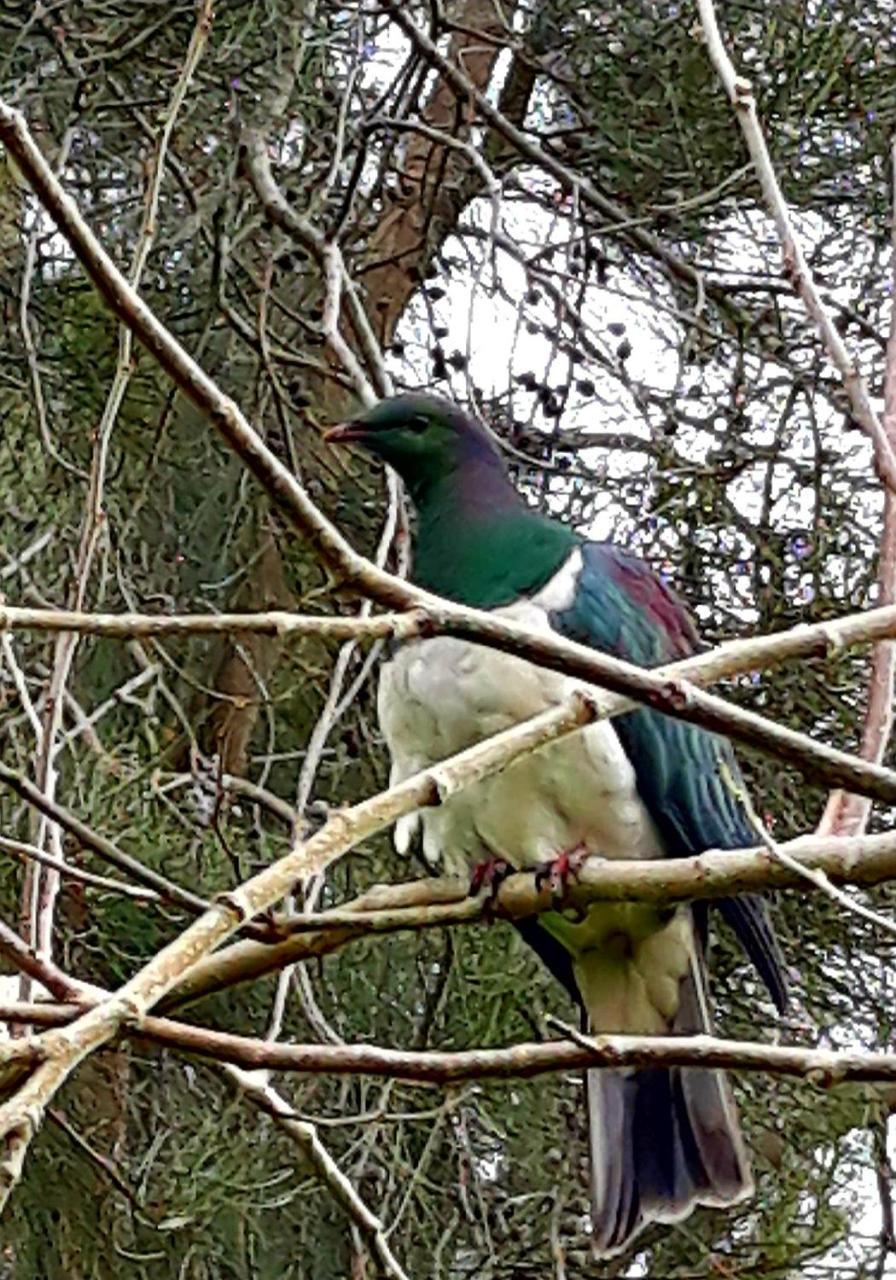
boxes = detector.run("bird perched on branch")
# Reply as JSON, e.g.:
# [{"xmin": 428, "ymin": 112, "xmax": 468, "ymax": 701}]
[{"xmin": 326, "ymin": 393, "xmax": 787, "ymax": 1257}]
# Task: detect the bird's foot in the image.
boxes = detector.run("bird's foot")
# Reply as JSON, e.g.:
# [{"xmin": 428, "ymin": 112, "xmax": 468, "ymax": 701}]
[
  {"xmin": 469, "ymin": 856, "xmax": 512, "ymax": 919},
  {"xmin": 534, "ymin": 843, "xmax": 590, "ymax": 904}
]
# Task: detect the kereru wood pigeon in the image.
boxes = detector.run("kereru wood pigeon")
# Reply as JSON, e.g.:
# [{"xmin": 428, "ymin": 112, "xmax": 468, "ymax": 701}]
[{"xmin": 327, "ymin": 393, "xmax": 787, "ymax": 1256}]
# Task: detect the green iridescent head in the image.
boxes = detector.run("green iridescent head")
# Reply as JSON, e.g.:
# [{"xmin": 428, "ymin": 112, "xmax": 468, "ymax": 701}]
[{"xmin": 326, "ymin": 393, "xmax": 502, "ymax": 500}]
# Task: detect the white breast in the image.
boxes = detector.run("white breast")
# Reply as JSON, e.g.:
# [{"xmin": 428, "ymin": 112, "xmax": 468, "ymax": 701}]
[{"xmin": 378, "ymin": 556, "xmax": 664, "ymax": 875}]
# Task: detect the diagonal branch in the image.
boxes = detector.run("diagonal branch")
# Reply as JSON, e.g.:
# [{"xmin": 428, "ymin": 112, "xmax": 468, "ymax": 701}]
[
  {"xmin": 170, "ymin": 826, "xmax": 896, "ymax": 1008},
  {"xmin": 0, "ymin": 761, "xmax": 217, "ymax": 921},
  {"xmin": 226, "ymin": 1066, "xmax": 409, "ymax": 1280},
  {"xmin": 0, "ymin": 690, "xmax": 598, "ymax": 1208},
  {"xmin": 695, "ymin": 0, "xmax": 896, "ymax": 490},
  {"xmin": 0, "ymin": 917, "xmax": 85, "ymax": 1003}
]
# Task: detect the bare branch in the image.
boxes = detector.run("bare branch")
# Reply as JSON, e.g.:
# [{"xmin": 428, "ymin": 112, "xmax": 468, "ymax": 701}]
[
  {"xmin": 239, "ymin": 129, "xmax": 388, "ymax": 401},
  {"xmin": 1, "ymin": 598, "xmax": 895, "ymax": 661},
  {"xmin": 172, "ymin": 826, "xmax": 896, "ymax": 1008},
  {"xmin": 0, "ymin": 761, "xmax": 216, "ymax": 919},
  {"xmin": 0, "ymin": 918, "xmax": 87, "ymax": 1003},
  {"xmin": 226, "ymin": 1067, "xmax": 410, "ymax": 1280},
  {"xmin": 695, "ymin": 0, "xmax": 896, "ymax": 490},
  {"xmin": 3, "ymin": 998, "xmax": 896, "ymax": 1088},
  {"xmin": 0, "ymin": 687, "xmax": 598, "ymax": 1207},
  {"xmin": 0, "ymin": 835, "xmax": 159, "ymax": 903},
  {"xmin": 723, "ymin": 764, "xmax": 896, "ymax": 938},
  {"xmin": 818, "ymin": 139, "xmax": 896, "ymax": 836}
]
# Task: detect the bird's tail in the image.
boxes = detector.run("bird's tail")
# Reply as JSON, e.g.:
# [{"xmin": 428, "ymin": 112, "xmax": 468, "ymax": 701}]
[{"xmin": 580, "ymin": 919, "xmax": 752, "ymax": 1257}]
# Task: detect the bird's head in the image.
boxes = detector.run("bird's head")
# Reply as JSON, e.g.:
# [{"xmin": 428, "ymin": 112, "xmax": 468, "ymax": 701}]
[{"xmin": 325, "ymin": 393, "xmax": 502, "ymax": 500}]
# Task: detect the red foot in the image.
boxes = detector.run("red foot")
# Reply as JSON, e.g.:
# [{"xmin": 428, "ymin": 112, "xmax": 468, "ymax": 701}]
[
  {"xmin": 535, "ymin": 843, "xmax": 589, "ymax": 898},
  {"xmin": 469, "ymin": 857, "xmax": 512, "ymax": 919}
]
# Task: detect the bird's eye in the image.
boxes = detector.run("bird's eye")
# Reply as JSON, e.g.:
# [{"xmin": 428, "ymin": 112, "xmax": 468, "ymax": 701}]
[{"xmin": 408, "ymin": 414, "xmax": 429, "ymax": 433}]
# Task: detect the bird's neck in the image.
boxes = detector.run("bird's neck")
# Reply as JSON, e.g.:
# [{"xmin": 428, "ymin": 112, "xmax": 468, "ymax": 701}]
[{"xmin": 411, "ymin": 467, "xmax": 576, "ymax": 608}]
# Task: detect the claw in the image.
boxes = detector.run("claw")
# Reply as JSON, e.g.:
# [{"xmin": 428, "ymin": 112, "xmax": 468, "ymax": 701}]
[
  {"xmin": 469, "ymin": 856, "xmax": 512, "ymax": 919},
  {"xmin": 534, "ymin": 843, "xmax": 590, "ymax": 903}
]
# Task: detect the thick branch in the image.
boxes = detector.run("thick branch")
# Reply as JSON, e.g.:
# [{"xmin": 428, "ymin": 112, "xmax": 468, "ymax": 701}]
[
  {"xmin": 169, "ymin": 827, "xmax": 896, "ymax": 1006},
  {"xmin": 380, "ymin": 1, "xmax": 709, "ymax": 299}
]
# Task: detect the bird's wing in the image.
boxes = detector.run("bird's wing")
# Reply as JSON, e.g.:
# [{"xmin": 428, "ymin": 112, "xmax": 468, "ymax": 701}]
[{"xmin": 548, "ymin": 541, "xmax": 787, "ymax": 1012}]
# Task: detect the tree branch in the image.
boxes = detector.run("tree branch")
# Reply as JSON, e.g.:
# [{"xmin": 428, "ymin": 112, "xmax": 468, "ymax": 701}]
[
  {"xmin": 0, "ymin": 835, "xmax": 158, "ymax": 904},
  {"xmin": 0, "ymin": 687, "xmax": 602, "ymax": 1207},
  {"xmin": 225, "ymin": 1066, "xmax": 409, "ymax": 1280},
  {"xmin": 0, "ymin": 760, "xmax": 217, "ymax": 920},
  {"xmin": 818, "ymin": 139, "xmax": 896, "ymax": 835},
  {"xmin": 169, "ymin": 826, "xmax": 896, "ymax": 1007},
  {"xmin": 695, "ymin": 0, "xmax": 896, "ymax": 490},
  {"xmin": 3, "ymin": 86, "xmax": 896, "ymax": 1209},
  {"xmin": 2, "ymin": 597, "xmax": 896, "ymax": 661},
  {"xmin": 2, "ymin": 999, "xmax": 896, "ymax": 1088}
]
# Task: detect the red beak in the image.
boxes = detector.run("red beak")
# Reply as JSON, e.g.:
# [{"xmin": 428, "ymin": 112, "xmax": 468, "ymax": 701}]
[{"xmin": 323, "ymin": 421, "xmax": 367, "ymax": 444}]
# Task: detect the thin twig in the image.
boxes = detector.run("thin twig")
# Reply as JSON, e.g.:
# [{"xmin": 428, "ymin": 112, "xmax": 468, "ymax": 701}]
[
  {"xmin": 722, "ymin": 763, "xmax": 896, "ymax": 939},
  {"xmin": 818, "ymin": 137, "xmax": 896, "ymax": 835},
  {"xmin": 226, "ymin": 1066, "xmax": 410, "ymax": 1280},
  {"xmin": 0, "ymin": 918, "xmax": 87, "ymax": 1003},
  {"xmin": 0, "ymin": 836, "xmax": 159, "ymax": 903},
  {"xmin": 48, "ymin": 1108, "xmax": 144, "ymax": 1214},
  {"xmin": 0, "ymin": 761, "xmax": 217, "ymax": 919},
  {"xmin": 695, "ymin": 0, "xmax": 896, "ymax": 489}
]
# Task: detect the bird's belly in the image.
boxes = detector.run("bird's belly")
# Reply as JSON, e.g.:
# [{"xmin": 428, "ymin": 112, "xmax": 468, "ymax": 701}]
[{"xmin": 379, "ymin": 627, "xmax": 664, "ymax": 875}]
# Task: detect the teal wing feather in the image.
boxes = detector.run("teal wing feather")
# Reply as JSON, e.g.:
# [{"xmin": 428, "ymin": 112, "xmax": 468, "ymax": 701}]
[{"xmin": 549, "ymin": 542, "xmax": 787, "ymax": 1012}]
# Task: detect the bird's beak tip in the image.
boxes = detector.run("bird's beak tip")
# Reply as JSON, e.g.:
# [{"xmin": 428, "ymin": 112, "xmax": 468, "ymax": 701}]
[{"xmin": 323, "ymin": 421, "xmax": 365, "ymax": 444}]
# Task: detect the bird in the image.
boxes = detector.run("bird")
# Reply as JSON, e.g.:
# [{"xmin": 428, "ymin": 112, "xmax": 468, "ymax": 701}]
[{"xmin": 326, "ymin": 392, "xmax": 787, "ymax": 1256}]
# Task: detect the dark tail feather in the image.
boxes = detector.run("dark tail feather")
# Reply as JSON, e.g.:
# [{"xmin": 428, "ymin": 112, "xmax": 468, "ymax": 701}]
[
  {"xmin": 719, "ymin": 894, "xmax": 788, "ymax": 1014},
  {"xmin": 586, "ymin": 959, "xmax": 752, "ymax": 1256}
]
